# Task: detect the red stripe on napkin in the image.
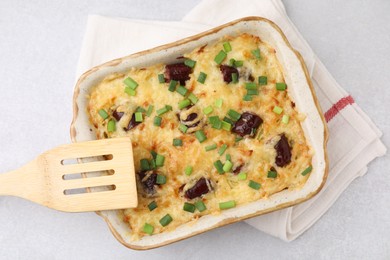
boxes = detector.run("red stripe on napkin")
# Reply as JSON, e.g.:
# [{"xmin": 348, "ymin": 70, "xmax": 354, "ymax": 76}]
[{"xmin": 324, "ymin": 95, "xmax": 355, "ymax": 122}]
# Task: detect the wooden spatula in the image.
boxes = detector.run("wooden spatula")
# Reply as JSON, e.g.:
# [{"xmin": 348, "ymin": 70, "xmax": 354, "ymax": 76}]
[{"xmin": 0, "ymin": 137, "xmax": 138, "ymax": 212}]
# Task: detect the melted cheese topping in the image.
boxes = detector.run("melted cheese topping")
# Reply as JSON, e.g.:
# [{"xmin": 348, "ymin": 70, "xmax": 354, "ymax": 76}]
[{"xmin": 87, "ymin": 34, "xmax": 312, "ymax": 240}]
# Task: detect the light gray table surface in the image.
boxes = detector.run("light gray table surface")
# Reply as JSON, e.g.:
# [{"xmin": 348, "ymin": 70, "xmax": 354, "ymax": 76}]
[{"xmin": 0, "ymin": 0, "xmax": 389, "ymax": 259}]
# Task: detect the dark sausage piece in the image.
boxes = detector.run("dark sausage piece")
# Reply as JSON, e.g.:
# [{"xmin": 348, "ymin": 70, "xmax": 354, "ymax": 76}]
[
  {"xmin": 126, "ymin": 113, "xmax": 141, "ymax": 131},
  {"xmin": 274, "ymin": 134, "xmax": 292, "ymax": 167},
  {"xmin": 232, "ymin": 112, "xmax": 263, "ymax": 137},
  {"xmin": 232, "ymin": 164, "xmax": 244, "ymax": 175},
  {"xmin": 138, "ymin": 172, "xmax": 158, "ymax": 195},
  {"xmin": 220, "ymin": 65, "xmax": 239, "ymax": 83},
  {"xmin": 184, "ymin": 177, "xmax": 212, "ymax": 200},
  {"xmin": 164, "ymin": 63, "xmax": 192, "ymax": 85},
  {"xmin": 112, "ymin": 110, "xmax": 124, "ymax": 121},
  {"xmin": 183, "ymin": 113, "xmax": 198, "ymax": 122}
]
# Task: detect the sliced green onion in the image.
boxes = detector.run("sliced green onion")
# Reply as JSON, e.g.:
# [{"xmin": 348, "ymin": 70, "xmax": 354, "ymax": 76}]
[
  {"xmin": 183, "ymin": 202, "xmax": 196, "ymax": 213},
  {"xmin": 184, "ymin": 59, "xmax": 196, "ymax": 68},
  {"xmin": 176, "ymin": 86, "xmax": 188, "ymax": 96},
  {"xmin": 245, "ymin": 82, "xmax": 257, "ymax": 90},
  {"xmin": 159, "ymin": 214, "xmax": 173, "ymax": 227},
  {"xmin": 282, "ymin": 115, "xmax": 290, "ymax": 124},
  {"xmin": 143, "ymin": 223, "xmax": 154, "ymax": 235},
  {"xmin": 235, "ymin": 136, "xmax": 243, "ymax": 143},
  {"xmin": 234, "ymin": 60, "xmax": 244, "ymax": 67},
  {"xmin": 173, "ymin": 138, "xmax": 183, "ymax": 147},
  {"xmin": 223, "ymin": 42, "xmax": 232, "ymax": 52},
  {"xmin": 197, "ymin": 72, "xmax": 207, "ymax": 84},
  {"xmin": 301, "ymin": 166, "xmax": 313, "ymax": 176},
  {"xmin": 136, "ymin": 106, "xmax": 146, "ymax": 112},
  {"xmin": 155, "ymin": 154, "xmax": 165, "ymax": 167},
  {"xmin": 231, "ymin": 73, "xmax": 238, "ymax": 83},
  {"xmin": 237, "ymin": 172, "xmax": 247, "ymax": 180},
  {"xmin": 156, "ymin": 174, "xmax": 166, "ymax": 184},
  {"xmin": 209, "ymin": 116, "xmax": 222, "ymax": 129},
  {"xmin": 228, "ymin": 58, "xmax": 235, "ymax": 66},
  {"xmin": 223, "ymin": 117, "xmax": 235, "ymax": 125},
  {"xmin": 219, "ymin": 200, "xmax": 236, "ymax": 210},
  {"xmin": 228, "ymin": 109, "xmax": 241, "ymax": 121},
  {"xmin": 214, "ymin": 50, "xmax": 227, "ymax": 64},
  {"xmin": 178, "ymin": 99, "xmax": 191, "ymax": 109},
  {"xmin": 124, "ymin": 86, "xmax": 136, "ymax": 96},
  {"xmin": 223, "ymin": 160, "xmax": 233, "ymax": 172},
  {"xmin": 251, "ymin": 48, "xmax": 261, "ymax": 59},
  {"xmin": 158, "ymin": 74, "xmax": 165, "ymax": 83},
  {"xmin": 276, "ymin": 82, "xmax": 287, "ymax": 91},
  {"xmin": 135, "ymin": 112, "xmax": 143, "ymax": 122},
  {"xmin": 218, "ymin": 144, "xmax": 228, "ymax": 155},
  {"xmin": 188, "ymin": 93, "xmax": 199, "ymax": 104},
  {"xmin": 165, "ymin": 105, "xmax": 173, "ymax": 111},
  {"xmin": 203, "ymin": 106, "xmax": 213, "ymax": 115},
  {"xmin": 226, "ymin": 154, "xmax": 231, "ymax": 161},
  {"xmin": 247, "ymin": 89, "xmax": 259, "ymax": 95},
  {"xmin": 148, "ymin": 201, "xmax": 157, "ymax": 211},
  {"xmin": 205, "ymin": 143, "xmax": 217, "ymax": 152},
  {"xmin": 168, "ymin": 80, "xmax": 177, "ymax": 92},
  {"xmin": 184, "ymin": 166, "xmax": 193, "ymax": 176},
  {"xmin": 98, "ymin": 109, "xmax": 109, "ymax": 120},
  {"xmin": 195, "ymin": 130, "xmax": 207, "ymax": 143},
  {"xmin": 146, "ymin": 105, "xmax": 154, "ymax": 117},
  {"xmin": 149, "ymin": 159, "xmax": 156, "ymax": 170},
  {"xmin": 150, "ymin": 150, "xmax": 157, "ymax": 159},
  {"xmin": 221, "ymin": 121, "xmax": 232, "ymax": 131},
  {"xmin": 107, "ymin": 119, "xmax": 116, "ymax": 132},
  {"xmin": 258, "ymin": 76, "xmax": 268, "ymax": 85},
  {"xmin": 215, "ymin": 98, "xmax": 223, "ymax": 108},
  {"xmin": 248, "ymin": 180, "xmax": 261, "ymax": 190},
  {"xmin": 140, "ymin": 159, "xmax": 150, "ymax": 171},
  {"xmin": 195, "ymin": 201, "xmax": 207, "ymax": 212},
  {"xmin": 273, "ymin": 106, "xmax": 283, "ymax": 114},
  {"xmin": 267, "ymin": 170, "xmax": 277, "ymax": 178},
  {"xmin": 179, "ymin": 123, "xmax": 188, "ymax": 133},
  {"xmin": 153, "ymin": 116, "xmax": 162, "ymax": 126},
  {"xmin": 243, "ymin": 95, "xmax": 253, "ymax": 101},
  {"xmin": 214, "ymin": 160, "xmax": 224, "ymax": 174},
  {"xmin": 156, "ymin": 106, "xmax": 169, "ymax": 116},
  {"xmin": 124, "ymin": 77, "xmax": 138, "ymax": 90}
]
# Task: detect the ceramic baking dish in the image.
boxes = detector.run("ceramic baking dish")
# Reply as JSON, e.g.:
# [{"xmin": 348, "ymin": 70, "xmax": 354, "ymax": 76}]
[{"xmin": 70, "ymin": 17, "xmax": 328, "ymax": 250}]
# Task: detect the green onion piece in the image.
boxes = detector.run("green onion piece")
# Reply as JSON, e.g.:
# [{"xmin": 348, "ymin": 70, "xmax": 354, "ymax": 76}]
[
  {"xmin": 219, "ymin": 200, "xmax": 236, "ymax": 210},
  {"xmin": 243, "ymin": 95, "xmax": 253, "ymax": 101},
  {"xmin": 184, "ymin": 166, "xmax": 193, "ymax": 176},
  {"xmin": 237, "ymin": 172, "xmax": 247, "ymax": 180},
  {"xmin": 301, "ymin": 166, "xmax": 313, "ymax": 176},
  {"xmin": 195, "ymin": 130, "xmax": 207, "ymax": 143},
  {"xmin": 168, "ymin": 80, "xmax": 177, "ymax": 92},
  {"xmin": 107, "ymin": 119, "xmax": 116, "ymax": 132},
  {"xmin": 156, "ymin": 106, "xmax": 169, "ymax": 116},
  {"xmin": 214, "ymin": 160, "xmax": 224, "ymax": 174},
  {"xmin": 124, "ymin": 86, "xmax": 136, "ymax": 96},
  {"xmin": 248, "ymin": 180, "xmax": 261, "ymax": 190},
  {"xmin": 276, "ymin": 82, "xmax": 287, "ymax": 91},
  {"xmin": 183, "ymin": 202, "xmax": 196, "ymax": 213},
  {"xmin": 282, "ymin": 115, "xmax": 290, "ymax": 124},
  {"xmin": 159, "ymin": 214, "xmax": 173, "ymax": 227},
  {"xmin": 158, "ymin": 74, "xmax": 165, "ymax": 83},
  {"xmin": 135, "ymin": 112, "xmax": 143, "ymax": 122},
  {"xmin": 203, "ymin": 106, "xmax": 213, "ymax": 115},
  {"xmin": 143, "ymin": 223, "xmax": 154, "ymax": 235},
  {"xmin": 223, "ymin": 42, "xmax": 232, "ymax": 52},
  {"xmin": 267, "ymin": 170, "xmax": 277, "ymax": 178},
  {"xmin": 179, "ymin": 123, "xmax": 188, "ymax": 133},
  {"xmin": 148, "ymin": 201, "xmax": 157, "ymax": 211},
  {"xmin": 98, "ymin": 109, "xmax": 109, "ymax": 120},
  {"xmin": 223, "ymin": 117, "xmax": 235, "ymax": 125},
  {"xmin": 156, "ymin": 174, "xmax": 166, "ymax": 184},
  {"xmin": 231, "ymin": 73, "xmax": 238, "ymax": 83},
  {"xmin": 173, "ymin": 138, "xmax": 183, "ymax": 147},
  {"xmin": 188, "ymin": 93, "xmax": 199, "ymax": 104},
  {"xmin": 223, "ymin": 160, "xmax": 233, "ymax": 172},
  {"xmin": 136, "ymin": 107, "xmax": 146, "ymax": 113},
  {"xmin": 235, "ymin": 136, "xmax": 243, "ymax": 143},
  {"xmin": 184, "ymin": 59, "xmax": 196, "ymax": 68},
  {"xmin": 176, "ymin": 86, "xmax": 188, "ymax": 96},
  {"xmin": 215, "ymin": 98, "xmax": 223, "ymax": 108},
  {"xmin": 155, "ymin": 154, "xmax": 165, "ymax": 167},
  {"xmin": 226, "ymin": 154, "xmax": 231, "ymax": 161},
  {"xmin": 251, "ymin": 48, "xmax": 261, "ymax": 59},
  {"xmin": 146, "ymin": 105, "xmax": 154, "ymax": 117},
  {"xmin": 166, "ymin": 105, "xmax": 172, "ymax": 111},
  {"xmin": 258, "ymin": 76, "xmax": 268, "ymax": 85},
  {"xmin": 218, "ymin": 144, "xmax": 228, "ymax": 155},
  {"xmin": 140, "ymin": 159, "xmax": 150, "ymax": 171},
  {"xmin": 228, "ymin": 109, "xmax": 241, "ymax": 121},
  {"xmin": 209, "ymin": 116, "xmax": 222, "ymax": 129},
  {"xmin": 245, "ymin": 82, "xmax": 257, "ymax": 90},
  {"xmin": 205, "ymin": 143, "xmax": 217, "ymax": 152},
  {"xmin": 153, "ymin": 116, "xmax": 162, "ymax": 126},
  {"xmin": 247, "ymin": 89, "xmax": 259, "ymax": 95},
  {"xmin": 149, "ymin": 159, "xmax": 156, "ymax": 170},
  {"xmin": 197, "ymin": 72, "xmax": 207, "ymax": 84},
  {"xmin": 221, "ymin": 121, "xmax": 232, "ymax": 131},
  {"xmin": 150, "ymin": 150, "xmax": 157, "ymax": 159},
  {"xmin": 233, "ymin": 60, "xmax": 243, "ymax": 67},
  {"xmin": 214, "ymin": 50, "xmax": 227, "ymax": 64},
  {"xmin": 273, "ymin": 106, "xmax": 283, "ymax": 114},
  {"xmin": 124, "ymin": 77, "xmax": 138, "ymax": 90},
  {"xmin": 228, "ymin": 58, "xmax": 235, "ymax": 66},
  {"xmin": 178, "ymin": 99, "xmax": 191, "ymax": 109},
  {"xmin": 195, "ymin": 200, "xmax": 207, "ymax": 212}
]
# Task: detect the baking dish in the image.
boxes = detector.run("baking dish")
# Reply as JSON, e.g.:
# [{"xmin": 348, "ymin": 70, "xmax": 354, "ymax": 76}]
[{"xmin": 70, "ymin": 17, "xmax": 328, "ymax": 249}]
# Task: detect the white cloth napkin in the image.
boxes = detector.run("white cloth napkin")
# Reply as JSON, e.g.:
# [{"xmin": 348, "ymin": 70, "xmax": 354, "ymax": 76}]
[{"xmin": 76, "ymin": 0, "xmax": 386, "ymax": 241}]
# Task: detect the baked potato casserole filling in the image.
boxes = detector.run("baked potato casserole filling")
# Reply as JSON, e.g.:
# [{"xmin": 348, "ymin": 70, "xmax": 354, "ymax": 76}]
[{"xmin": 87, "ymin": 33, "xmax": 313, "ymax": 240}]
